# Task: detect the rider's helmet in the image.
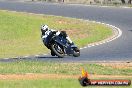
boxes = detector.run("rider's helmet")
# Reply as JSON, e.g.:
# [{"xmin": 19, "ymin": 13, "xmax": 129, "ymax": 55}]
[{"xmin": 41, "ymin": 25, "xmax": 49, "ymax": 32}]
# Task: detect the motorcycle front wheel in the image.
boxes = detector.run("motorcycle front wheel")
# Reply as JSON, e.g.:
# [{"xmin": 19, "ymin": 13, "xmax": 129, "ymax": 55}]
[
  {"xmin": 73, "ymin": 48, "xmax": 80, "ymax": 57},
  {"xmin": 51, "ymin": 43, "xmax": 65, "ymax": 58}
]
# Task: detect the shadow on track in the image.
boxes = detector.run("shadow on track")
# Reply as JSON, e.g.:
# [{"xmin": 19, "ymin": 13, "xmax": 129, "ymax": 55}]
[
  {"xmin": 128, "ymin": 30, "xmax": 132, "ymax": 32},
  {"xmin": 0, "ymin": 56, "xmax": 65, "ymax": 62}
]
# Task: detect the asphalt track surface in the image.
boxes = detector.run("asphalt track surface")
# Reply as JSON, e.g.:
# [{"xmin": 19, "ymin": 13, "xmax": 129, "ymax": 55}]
[{"xmin": 0, "ymin": 1, "xmax": 132, "ymax": 62}]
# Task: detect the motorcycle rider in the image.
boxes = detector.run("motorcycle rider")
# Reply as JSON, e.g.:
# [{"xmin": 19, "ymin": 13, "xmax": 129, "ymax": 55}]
[{"xmin": 41, "ymin": 25, "xmax": 78, "ymax": 56}]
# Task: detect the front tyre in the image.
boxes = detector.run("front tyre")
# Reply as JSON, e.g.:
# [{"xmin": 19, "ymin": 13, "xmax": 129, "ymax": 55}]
[
  {"xmin": 73, "ymin": 48, "xmax": 80, "ymax": 57},
  {"xmin": 51, "ymin": 43, "xmax": 65, "ymax": 58}
]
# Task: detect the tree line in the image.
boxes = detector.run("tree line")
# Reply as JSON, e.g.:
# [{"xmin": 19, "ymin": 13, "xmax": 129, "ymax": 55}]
[{"xmin": 121, "ymin": 0, "xmax": 131, "ymax": 4}]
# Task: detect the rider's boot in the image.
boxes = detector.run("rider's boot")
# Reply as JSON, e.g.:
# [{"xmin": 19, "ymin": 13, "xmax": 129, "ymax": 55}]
[
  {"xmin": 70, "ymin": 43, "xmax": 80, "ymax": 52},
  {"xmin": 51, "ymin": 50, "xmax": 56, "ymax": 56}
]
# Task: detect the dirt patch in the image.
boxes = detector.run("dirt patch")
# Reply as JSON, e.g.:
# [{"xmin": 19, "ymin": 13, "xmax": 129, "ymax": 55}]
[
  {"xmin": 0, "ymin": 74, "xmax": 78, "ymax": 80},
  {"xmin": 56, "ymin": 20, "xmax": 69, "ymax": 24},
  {"xmin": 0, "ymin": 74, "xmax": 132, "ymax": 80},
  {"xmin": 63, "ymin": 29, "xmax": 89, "ymax": 39},
  {"xmin": 99, "ymin": 63, "xmax": 132, "ymax": 69}
]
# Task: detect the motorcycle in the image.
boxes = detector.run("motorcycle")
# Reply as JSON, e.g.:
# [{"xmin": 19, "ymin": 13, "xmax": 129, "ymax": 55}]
[{"xmin": 46, "ymin": 32, "xmax": 80, "ymax": 58}]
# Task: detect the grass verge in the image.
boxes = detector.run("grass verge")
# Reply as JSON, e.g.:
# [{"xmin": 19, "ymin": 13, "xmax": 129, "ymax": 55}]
[
  {"xmin": 0, "ymin": 78, "xmax": 131, "ymax": 88},
  {"xmin": 0, "ymin": 61, "xmax": 131, "ymax": 88},
  {"xmin": 0, "ymin": 61, "xmax": 131, "ymax": 75},
  {"xmin": 0, "ymin": 10, "xmax": 112, "ymax": 58}
]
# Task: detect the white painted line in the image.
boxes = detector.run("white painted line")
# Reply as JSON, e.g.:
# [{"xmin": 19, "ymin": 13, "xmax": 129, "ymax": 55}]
[
  {"xmin": 35, "ymin": 55, "xmax": 39, "ymax": 57},
  {"xmin": 83, "ymin": 47, "xmax": 87, "ymax": 49},
  {"xmin": 95, "ymin": 43, "xmax": 99, "ymax": 46},
  {"xmin": 91, "ymin": 45, "xmax": 95, "ymax": 46},
  {"xmin": 123, "ymin": 7, "xmax": 130, "ymax": 8},
  {"xmin": 88, "ymin": 45, "xmax": 92, "ymax": 47},
  {"xmin": 106, "ymin": 41, "xmax": 109, "ymax": 43},
  {"xmin": 80, "ymin": 48, "xmax": 83, "ymax": 49},
  {"xmin": 79, "ymin": 20, "xmax": 122, "ymax": 49},
  {"xmin": 24, "ymin": 56, "xmax": 29, "ymax": 58},
  {"xmin": 99, "ymin": 42, "xmax": 103, "ymax": 45},
  {"xmin": 4, "ymin": 58, "xmax": 9, "ymax": 60}
]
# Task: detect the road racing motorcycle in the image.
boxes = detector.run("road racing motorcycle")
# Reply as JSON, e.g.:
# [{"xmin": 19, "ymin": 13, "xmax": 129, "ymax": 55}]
[{"xmin": 45, "ymin": 32, "xmax": 80, "ymax": 58}]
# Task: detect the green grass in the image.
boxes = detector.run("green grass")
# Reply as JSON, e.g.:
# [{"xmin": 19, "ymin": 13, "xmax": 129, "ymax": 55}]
[
  {"xmin": 0, "ymin": 10, "xmax": 112, "ymax": 58},
  {"xmin": 0, "ymin": 61, "xmax": 131, "ymax": 88},
  {"xmin": 0, "ymin": 78, "xmax": 131, "ymax": 88},
  {"xmin": 0, "ymin": 61, "xmax": 131, "ymax": 75},
  {"xmin": 128, "ymin": 5, "xmax": 132, "ymax": 7}
]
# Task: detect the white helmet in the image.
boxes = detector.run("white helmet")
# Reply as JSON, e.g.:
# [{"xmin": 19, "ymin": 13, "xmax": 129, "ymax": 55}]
[{"xmin": 41, "ymin": 25, "xmax": 49, "ymax": 31}]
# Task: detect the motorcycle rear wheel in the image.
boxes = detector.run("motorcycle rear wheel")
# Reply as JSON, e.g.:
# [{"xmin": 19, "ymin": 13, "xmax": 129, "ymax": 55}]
[{"xmin": 51, "ymin": 43, "xmax": 65, "ymax": 58}]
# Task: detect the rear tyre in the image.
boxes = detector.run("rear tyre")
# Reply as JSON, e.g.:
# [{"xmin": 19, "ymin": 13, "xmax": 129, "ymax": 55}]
[{"xmin": 51, "ymin": 43, "xmax": 65, "ymax": 58}]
